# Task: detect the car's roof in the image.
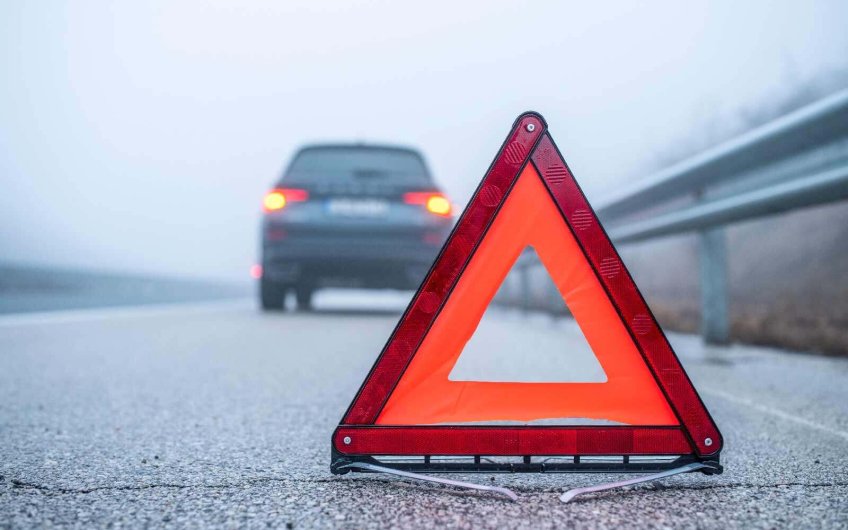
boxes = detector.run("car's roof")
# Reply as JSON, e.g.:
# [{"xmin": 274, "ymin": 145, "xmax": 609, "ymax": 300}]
[{"xmin": 295, "ymin": 143, "xmax": 423, "ymax": 155}]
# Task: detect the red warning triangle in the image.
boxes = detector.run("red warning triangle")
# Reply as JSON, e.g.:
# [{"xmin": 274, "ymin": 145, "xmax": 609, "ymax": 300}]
[{"xmin": 332, "ymin": 113, "xmax": 722, "ymax": 468}]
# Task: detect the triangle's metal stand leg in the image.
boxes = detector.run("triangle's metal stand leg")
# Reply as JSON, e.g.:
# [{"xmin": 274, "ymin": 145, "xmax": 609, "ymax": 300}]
[
  {"xmin": 339, "ymin": 462, "xmax": 518, "ymax": 501},
  {"xmin": 560, "ymin": 462, "xmax": 709, "ymax": 503}
]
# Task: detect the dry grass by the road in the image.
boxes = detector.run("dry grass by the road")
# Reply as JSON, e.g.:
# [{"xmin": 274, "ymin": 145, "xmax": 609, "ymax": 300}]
[
  {"xmin": 650, "ymin": 298, "xmax": 848, "ymax": 357},
  {"xmin": 631, "ymin": 202, "xmax": 848, "ymax": 357}
]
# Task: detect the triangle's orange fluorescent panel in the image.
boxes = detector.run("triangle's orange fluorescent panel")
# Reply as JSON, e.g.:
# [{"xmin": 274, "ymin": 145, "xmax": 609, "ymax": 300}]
[{"xmin": 332, "ymin": 113, "xmax": 722, "ymax": 470}]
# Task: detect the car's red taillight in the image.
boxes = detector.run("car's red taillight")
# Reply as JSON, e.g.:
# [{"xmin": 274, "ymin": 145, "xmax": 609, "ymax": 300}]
[
  {"xmin": 403, "ymin": 192, "xmax": 452, "ymax": 217},
  {"xmin": 263, "ymin": 188, "xmax": 309, "ymax": 212}
]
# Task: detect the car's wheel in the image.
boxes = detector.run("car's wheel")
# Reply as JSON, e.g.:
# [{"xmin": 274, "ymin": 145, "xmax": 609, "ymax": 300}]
[
  {"xmin": 260, "ymin": 278, "xmax": 286, "ymax": 311},
  {"xmin": 295, "ymin": 285, "xmax": 314, "ymax": 311}
]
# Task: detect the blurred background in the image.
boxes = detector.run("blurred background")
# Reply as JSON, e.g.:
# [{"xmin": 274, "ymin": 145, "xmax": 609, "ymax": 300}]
[{"xmin": 2, "ymin": 0, "xmax": 847, "ymax": 354}]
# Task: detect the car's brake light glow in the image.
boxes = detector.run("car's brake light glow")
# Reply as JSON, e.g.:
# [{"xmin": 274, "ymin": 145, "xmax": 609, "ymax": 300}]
[
  {"xmin": 425, "ymin": 195, "xmax": 452, "ymax": 216},
  {"xmin": 403, "ymin": 192, "xmax": 452, "ymax": 217},
  {"xmin": 250, "ymin": 264, "xmax": 263, "ymax": 279},
  {"xmin": 263, "ymin": 191, "xmax": 286, "ymax": 211},
  {"xmin": 263, "ymin": 188, "xmax": 309, "ymax": 212}
]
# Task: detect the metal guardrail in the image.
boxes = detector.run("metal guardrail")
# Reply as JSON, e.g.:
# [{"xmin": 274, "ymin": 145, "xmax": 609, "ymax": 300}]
[{"xmin": 509, "ymin": 88, "xmax": 848, "ymax": 344}]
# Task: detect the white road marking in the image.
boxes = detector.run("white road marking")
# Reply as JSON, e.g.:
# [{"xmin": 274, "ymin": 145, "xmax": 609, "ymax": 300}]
[
  {"xmin": 703, "ymin": 386, "xmax": 848, "ymax": 442},
  {"xmin": 0, "ymin": 298, "xmax": 252, "ymax": 327}
]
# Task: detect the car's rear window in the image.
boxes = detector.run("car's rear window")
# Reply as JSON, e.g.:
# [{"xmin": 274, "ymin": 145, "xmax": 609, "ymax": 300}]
[{"xmin": 285, "ymin": 147, "xmax": 431, "ymax": 184}]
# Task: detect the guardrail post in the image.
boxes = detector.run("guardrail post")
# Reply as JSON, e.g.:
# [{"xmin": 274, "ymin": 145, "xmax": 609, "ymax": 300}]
[{"xmin": 698, "ymin": 227, "xmax": 730, "ymax": 345}]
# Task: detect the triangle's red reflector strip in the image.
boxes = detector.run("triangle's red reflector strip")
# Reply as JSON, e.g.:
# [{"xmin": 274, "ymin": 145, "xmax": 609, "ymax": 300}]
[
  {"xmin": 335, "ymin": 427, "xmax": 692, "ymax": 456},
  {"xmin": 334, "ymin": 112, "xmax": 723, "ymax": 460}
]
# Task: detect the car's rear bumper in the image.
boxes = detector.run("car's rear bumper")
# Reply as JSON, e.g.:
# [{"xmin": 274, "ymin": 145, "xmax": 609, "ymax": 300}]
[{"xmin": 262, "ymin": 228, "xmax": 449, "ymax": 289}]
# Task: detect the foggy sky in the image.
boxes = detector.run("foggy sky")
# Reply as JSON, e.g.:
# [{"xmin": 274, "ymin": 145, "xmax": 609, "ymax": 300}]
[{"xmin": 2, "ymin": 1, "xmax": 847, "ymax": 281}]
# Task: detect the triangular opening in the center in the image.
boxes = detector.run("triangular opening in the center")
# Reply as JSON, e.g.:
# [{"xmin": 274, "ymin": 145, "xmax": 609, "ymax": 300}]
[{"xmin": 448, "ymin": 246, "xmax": 607, "ymax": 383}]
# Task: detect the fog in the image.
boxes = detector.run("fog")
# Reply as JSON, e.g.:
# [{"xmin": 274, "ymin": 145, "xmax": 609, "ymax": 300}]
[{"xmin": 2, "ymin": 1, "xmax": 847, "ymax": 281}]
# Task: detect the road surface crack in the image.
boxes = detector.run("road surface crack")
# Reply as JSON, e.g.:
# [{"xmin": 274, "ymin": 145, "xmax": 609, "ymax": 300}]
[
  {"xmin": 654, "ymin": 480, "xmax": 848, "ymax": 492},
  {"xmin": 6, "ymin": 476, "xmax": 292, "ymax": 495},
  {"xmin": 7, "ymin": 476, "xmax": 847, "ymax": 497},
  {"xmin": 513, "ymin": 480, "xmax": 848, "ymax": 495}
]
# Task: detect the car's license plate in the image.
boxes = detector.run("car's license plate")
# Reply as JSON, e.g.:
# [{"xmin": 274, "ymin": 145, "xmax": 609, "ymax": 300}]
[{"xmin": 326, "ymin": 198, "xmax": 389, "ymax": 217}]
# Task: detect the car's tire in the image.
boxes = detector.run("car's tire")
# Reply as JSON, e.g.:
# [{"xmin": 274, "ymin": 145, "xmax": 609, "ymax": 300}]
[
  {"xmin": 295, "ymin": 285, "xmax": 314, "ymax": 312},
  {"xmin": 260, "ymin": 278, "xmax": 286, "ymax": 311}
]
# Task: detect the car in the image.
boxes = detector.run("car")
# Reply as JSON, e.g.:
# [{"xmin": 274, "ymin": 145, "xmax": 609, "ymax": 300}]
[{"xmin": 258, "ymin": 143, "xmax": 454, "ymax": 311}]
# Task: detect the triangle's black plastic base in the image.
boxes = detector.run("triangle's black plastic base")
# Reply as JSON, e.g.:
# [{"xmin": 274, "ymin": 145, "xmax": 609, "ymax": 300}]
[{"xmin": 331, "ymin": 447, "xmax": 722, "ymax": 476}]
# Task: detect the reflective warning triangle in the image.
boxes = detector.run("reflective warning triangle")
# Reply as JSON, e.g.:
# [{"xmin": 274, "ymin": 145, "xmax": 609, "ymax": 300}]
[{"xmin": 332, "ymin": 113, "xmax": 722, "ymax": 471}]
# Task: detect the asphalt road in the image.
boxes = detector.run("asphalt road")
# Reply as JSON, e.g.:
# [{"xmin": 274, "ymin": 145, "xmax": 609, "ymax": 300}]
[{"xmin": 1, "ymin": 291, "xmax": 847, "ymax": 529}]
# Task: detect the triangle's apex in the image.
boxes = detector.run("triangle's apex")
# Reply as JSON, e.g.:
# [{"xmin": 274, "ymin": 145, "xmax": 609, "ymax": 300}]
[{"xmin": 514, "ymin": 111, "xmax": 547, "ymax": 129}]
